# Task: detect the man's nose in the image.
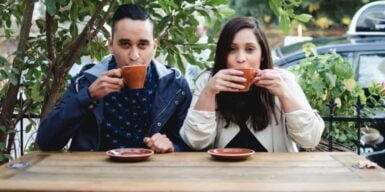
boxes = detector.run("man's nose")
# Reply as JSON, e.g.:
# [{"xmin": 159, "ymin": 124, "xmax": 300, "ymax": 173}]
[{"xmin": 129, "ymin": 47, "xmax": 140, "ymax": 61}]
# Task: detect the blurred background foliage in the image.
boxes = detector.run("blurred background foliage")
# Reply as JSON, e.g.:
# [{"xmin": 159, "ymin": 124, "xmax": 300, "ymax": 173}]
[{"xmin": 229, "ymin": 0, "xmax": 377, "ymax": 30}]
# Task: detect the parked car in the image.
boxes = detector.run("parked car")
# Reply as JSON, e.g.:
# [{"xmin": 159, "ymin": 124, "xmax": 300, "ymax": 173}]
[
  {"xmin": 273, "ymin": 1, "xmax": 385, "ymax": 89},
  {"xmin": 273, "ymin": 35, "xmax": 385, "ymax": 88}
]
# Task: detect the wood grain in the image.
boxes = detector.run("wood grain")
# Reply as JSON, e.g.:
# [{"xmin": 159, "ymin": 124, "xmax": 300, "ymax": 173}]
[{"xmin": 0, "ymin": 152, "xmax": 384, "ymax": 191}]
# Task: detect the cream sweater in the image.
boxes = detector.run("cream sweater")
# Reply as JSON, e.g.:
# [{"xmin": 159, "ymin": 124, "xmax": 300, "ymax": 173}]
[{"xmin": 180, "ymin": 69, "xmax": 325, "ymax": 152}]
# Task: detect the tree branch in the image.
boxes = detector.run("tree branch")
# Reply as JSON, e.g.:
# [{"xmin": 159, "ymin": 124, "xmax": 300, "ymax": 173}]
[
  {"xmin": 0, "ymin": 1, "xmax": 35, "ymax": 156},
  {"xmin": 61, "ymin": 0, "xmax": 113, "ymax": 71},
  {"xmin": 46, "ymin": 11, "xmax": 56, "ymax": 68}
]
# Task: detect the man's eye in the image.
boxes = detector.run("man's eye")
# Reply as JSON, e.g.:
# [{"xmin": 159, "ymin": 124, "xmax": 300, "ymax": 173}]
[
  {"xmin": 138, "ymin": 43, "xmax": 147, "ymax": 49},
  {"xmin": 120, "ymin": 42, "xmax": 130, "ymax": 48}
]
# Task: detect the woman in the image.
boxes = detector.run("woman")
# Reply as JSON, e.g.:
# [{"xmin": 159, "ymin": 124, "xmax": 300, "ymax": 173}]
[{"xmin": 180, "ymin": 17, "xmax": 324, "ymax": 152}]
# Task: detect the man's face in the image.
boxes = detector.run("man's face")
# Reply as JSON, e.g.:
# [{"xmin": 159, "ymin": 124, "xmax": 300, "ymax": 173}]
[{"xmin": 109, "ymin": 18, "xmax": 157, "ymax": 68}]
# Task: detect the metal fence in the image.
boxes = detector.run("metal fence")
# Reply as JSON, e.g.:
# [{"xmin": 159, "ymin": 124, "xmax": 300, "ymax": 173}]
[
  {"xmin": 323, "ymin": 99, "xmax": 385, "ymax": 154},
  {"xmin": 4, "ymin": 99, "xmax": 385, "ymax": 157}
]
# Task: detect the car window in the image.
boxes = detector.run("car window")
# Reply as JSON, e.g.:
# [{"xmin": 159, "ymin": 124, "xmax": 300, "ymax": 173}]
[
  {"xmin": 355, "ymin": 4, "xmax": 385, "ymax": 32},
  {"xmin": 357, "ymin": 53, "xmax": 385, "ymax": 87},
  {"xmin": 283, "ymin": 52, "xmax": 353, "ymax": 69}
]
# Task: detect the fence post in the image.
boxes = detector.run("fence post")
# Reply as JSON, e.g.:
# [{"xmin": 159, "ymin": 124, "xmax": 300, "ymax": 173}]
[
  {"xmin": 355, "ymin": 99, "xmax": 363, "ymax": 155},
  {"xmin": 19, "ymin": 92, "xmax": 24, "ymax": 156},
  {"xmin": 327, "ymin": 99, "xmax": 335, "ymax": 151}
]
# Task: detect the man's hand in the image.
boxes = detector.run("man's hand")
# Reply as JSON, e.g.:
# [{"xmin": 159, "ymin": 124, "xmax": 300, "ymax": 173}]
[
  {"xmin": 88, "ymin": 69, "xmax": 124, "ymax": 100},
  {"xmin": 143, "ymin": 133, "xmax": 174, "ymax": 153}
]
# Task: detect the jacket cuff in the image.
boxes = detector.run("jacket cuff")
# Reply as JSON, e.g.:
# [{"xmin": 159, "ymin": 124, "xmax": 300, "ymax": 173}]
[{"xmin": 77, "ymin": 88, "xmax": 98, "ymax": 110}]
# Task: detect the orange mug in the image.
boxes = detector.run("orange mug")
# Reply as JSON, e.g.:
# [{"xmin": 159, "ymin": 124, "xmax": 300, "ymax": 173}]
[
  {"xmin": 236, "ymin": 68, "xmax": 255, "ymax": 92},
  {"xmin": 121, "ymin": 65, "xmax": 147, "ymax": 89}
]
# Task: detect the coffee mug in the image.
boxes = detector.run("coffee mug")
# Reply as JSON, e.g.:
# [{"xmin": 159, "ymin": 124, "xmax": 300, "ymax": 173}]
[
  {"xmin": 121, "ymin": 65, "xmax": 147, "ymax": 89},
  {"xmin": 236, "ymin": 68, "xmax": 256, "ymax": 92}
]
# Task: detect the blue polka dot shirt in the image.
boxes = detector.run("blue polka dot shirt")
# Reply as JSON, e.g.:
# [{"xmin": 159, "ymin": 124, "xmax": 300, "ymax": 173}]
[{"xmin": 100, "ymin": 61, "xmax": 158, "ymax": 150}]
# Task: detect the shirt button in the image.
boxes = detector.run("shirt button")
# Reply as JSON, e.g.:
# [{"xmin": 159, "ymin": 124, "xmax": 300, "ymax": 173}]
[
  {"xmin": 88, "ymin": 105, "xmax": 94, "ymax": 109},
  {"xmin": 157, "ymin": 122, "xmax": 162, "ymax": 127},
  {"xmin": 175, "ymin": 100, "xmax": 179, "ymax": 105},
  {"xmin": 181, "ymin": 91, "xmax": 185, "ymax": 95}
]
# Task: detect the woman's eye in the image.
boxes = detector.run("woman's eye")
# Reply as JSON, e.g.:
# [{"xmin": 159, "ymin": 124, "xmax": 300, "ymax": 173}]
[{"xmin": 246, "ymin": 47, "xmax": 256, "ymax": 52}]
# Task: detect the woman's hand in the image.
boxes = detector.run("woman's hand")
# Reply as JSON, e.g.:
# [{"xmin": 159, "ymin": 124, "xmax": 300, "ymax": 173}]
[
  {"xmin": 205, "ymin": 69, "xmax": 246, "ymax": 95},
  {"xmin": 194, "ymin": 69, "xmax": 246, "ymax": 111},
  {"xmin": 253, "ymin": 69, "xmax": 289, "ymax": 97}
]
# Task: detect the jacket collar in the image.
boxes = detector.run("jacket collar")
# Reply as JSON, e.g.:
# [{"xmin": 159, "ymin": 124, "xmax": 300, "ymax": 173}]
[{"xmin": 83, "ymin": 55, "xmax": 179, "ymax": 79}]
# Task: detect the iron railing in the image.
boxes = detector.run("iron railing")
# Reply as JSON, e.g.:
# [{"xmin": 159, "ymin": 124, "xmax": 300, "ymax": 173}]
[
  {"xmin": 3, "ymin": 98, "xmax": 385, "ymax": 156},
  {"xmin": 323, "ymin": 99, "xmax": 385, "ymax": 154}
]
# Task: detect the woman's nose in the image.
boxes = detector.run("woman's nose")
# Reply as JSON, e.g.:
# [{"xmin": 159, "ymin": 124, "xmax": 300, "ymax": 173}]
[{"xmin": 236, "ymin": 52, "xmax": 246, "ymax": 63}]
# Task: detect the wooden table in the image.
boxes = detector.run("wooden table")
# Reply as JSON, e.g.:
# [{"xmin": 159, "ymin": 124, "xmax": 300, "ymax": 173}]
[{"xmin": 1, "ymin": 152, "xmax": 385, "ymax": 191}]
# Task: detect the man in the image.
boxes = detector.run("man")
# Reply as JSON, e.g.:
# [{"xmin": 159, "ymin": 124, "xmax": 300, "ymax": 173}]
[{"xmin": 36, "ymin": 4, "xmax": 192, "ymax": 153}]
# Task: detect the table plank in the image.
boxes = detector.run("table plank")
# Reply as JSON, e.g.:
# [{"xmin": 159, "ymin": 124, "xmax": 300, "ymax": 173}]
[{"xmin": 0, "ymin": 152, "xmax": 384, "ymax": 192}]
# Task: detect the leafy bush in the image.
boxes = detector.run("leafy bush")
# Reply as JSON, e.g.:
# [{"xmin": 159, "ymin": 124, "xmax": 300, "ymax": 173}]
[{"xmin": 290, "ymin": 43, "xmax": 385, "ymax": 149}]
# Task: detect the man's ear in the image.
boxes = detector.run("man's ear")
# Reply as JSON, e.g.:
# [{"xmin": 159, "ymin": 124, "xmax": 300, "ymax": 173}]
[
  {"xmin": 153, "ymin": 38, "xmax": 158, "ymax": 52},
  {"xmin": 108, "ymin": 37, "xmax": 113, "ymax": 54}
]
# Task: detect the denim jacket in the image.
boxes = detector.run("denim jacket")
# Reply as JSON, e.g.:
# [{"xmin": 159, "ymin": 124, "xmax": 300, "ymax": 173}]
[{"xmin": 37, "ymin": 56, "xmax": 192, "ymax": 151}]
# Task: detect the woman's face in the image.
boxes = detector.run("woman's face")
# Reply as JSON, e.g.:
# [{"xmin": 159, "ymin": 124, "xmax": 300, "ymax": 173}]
[{"xmin": 226, "ymin": 28, "xmax": 262, "ymax": 69}]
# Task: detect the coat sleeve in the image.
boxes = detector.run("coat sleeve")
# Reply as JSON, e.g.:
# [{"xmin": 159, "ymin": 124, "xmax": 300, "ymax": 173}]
[
  {"xmin": 280, "ymin": 69, "xmax": 325, "ymax": 148},
  {"xmin": 36, "ymin": 67, "xmax": 96, "ymax": 151},
  {"xmin": 179, "ymin": 72, "xmax": 217, "ymax": 150},
  {"xmin": 167, "ymin": 76, "xmax": 194, "ymax": 152}
]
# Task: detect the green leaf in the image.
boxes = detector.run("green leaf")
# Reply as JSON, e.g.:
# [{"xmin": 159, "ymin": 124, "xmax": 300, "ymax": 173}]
[
  {"xmin": 8, "ymin": 72, "xmax": 18, "ymax": 85},
  {"xmin": 0, "ymin": 56, "xmax": 7, "ymax": 65},
  {"xmin": 196, "ymin": 9, "xmax": 212, "ymax": 24},
  {"xmin": 294, "ymin": 14, "xmax": 312, "ymax": 23},
  {"xmin": 4, "ymin": 28, "xmax": 13, "ymax": 39},
  {"xmin": 268, "ymin": 0, "xmax": 282, "ymax": 15},
  {"xmin": 70, "ymin": 2, "xmax": 78, "ymax": 21},
  {"xmin": 158, "ymin": 15, "xmax": 171, "ymax": 33},
  {"xmin": 176, "ymin": 54, "xmax": 185, "ymax": 74},
  {"xmin": 0, "ymin": 125, "xmax": 6, "ymax": 132},
  {"xmin": 163, "ymin": 0, "xmax": 179, "ymax": 9},
  {"xmin": 25, "ymin": 123, "xmax": 33, "ymax": 132},
  {"xmin": 45, "ymin": 0, "xmax": 57, "ymax": 15},
  {"xmin": 208, "ymin": 0, "xmax": 228, "ymax": 5},
  {"xmin": 338, "ymin": 134, "xmax": 347, "ymax": 142},
  {"xmin": 69, "ymin": 22, "xmax": 78, "ymax": 37},
  {"xmin": 279, "ymin": 14, "xmax": 290, "ymax": 33},
  {"xmin": 31, "ymin": 82, "xmax": 41, "ymax": 101}
]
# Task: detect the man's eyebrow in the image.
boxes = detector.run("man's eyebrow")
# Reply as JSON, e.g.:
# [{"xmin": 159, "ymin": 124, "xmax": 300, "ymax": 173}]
[
  {"xmin": 118, "ymin": 39, "xmax": 130, "ymax": 43},
  {"xmin": 117, "ymin": 39, "xmax": 150, "ymax": 44},
  {"xmin": 139, "ymin": 39, "xmax": 150, "ymax": 44}
]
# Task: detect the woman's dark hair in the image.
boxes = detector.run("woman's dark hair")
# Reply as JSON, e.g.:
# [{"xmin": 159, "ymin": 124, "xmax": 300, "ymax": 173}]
[{"xmin": 212, "ymin": 17, "xmax": 277, "ymax": 131}]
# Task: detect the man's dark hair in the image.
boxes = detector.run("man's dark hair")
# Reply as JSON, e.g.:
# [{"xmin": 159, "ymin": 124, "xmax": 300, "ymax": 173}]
[{"xmin": 111, "ymin": 4, "xmax": 153, "ymax": 37}]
